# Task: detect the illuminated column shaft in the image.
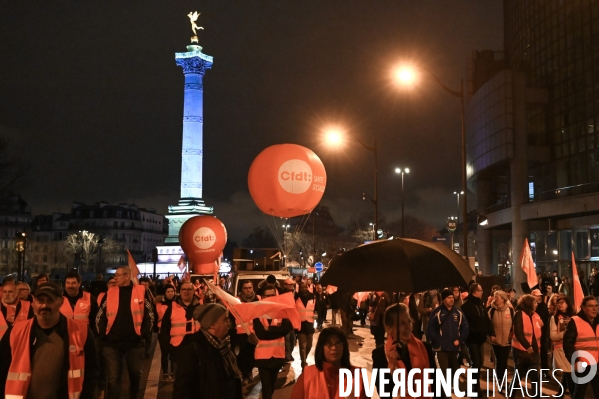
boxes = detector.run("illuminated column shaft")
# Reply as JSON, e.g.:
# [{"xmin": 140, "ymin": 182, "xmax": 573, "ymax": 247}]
[{"xmin": 175, "ymin": 46, "xmax": 213, "ymax": 199}]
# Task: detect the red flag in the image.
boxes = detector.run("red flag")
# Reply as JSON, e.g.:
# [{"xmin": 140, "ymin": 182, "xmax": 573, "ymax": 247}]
[
  {"xmin": 126, "ymin": 249, "xmax": 140, "ymax": 285},
  {"xmin": 235, "ymin": 292, "xmax": 301, "ymax": 329},
  {"xmin": 572, "ymin": 252, "xmax": 585, "ymax": 313},
  {"xmin": 325, "ymin": 285, "xmax": 338, "ymax": 295},
  {"xmin": 353, "ymin": 292, "xmax": 370, "ymax": 307},
  {"xmin": 177, "ymin": 256, "xmax": 186, "ymax": 272},
  {"xmin": 520, "ymin": 238, "xmax": 538, "ymax": 289},
  {"xmin": 182, "ymin": 271, "xmax": 190, "ymax": 281}
]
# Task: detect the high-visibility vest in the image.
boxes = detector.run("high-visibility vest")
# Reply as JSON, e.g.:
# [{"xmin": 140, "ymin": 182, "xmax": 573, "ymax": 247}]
[
  {"xmin": 0, "ymin": 301, "xmax": 31, "ymax": 340},
  {"xmin": 512, "ymin": 311, "xmax": 543, "ymax": 352},
  {"xmin": 5, "ymin": 317, "xmax": 87, "ymax": 399},
  {"xmin": 552, "ymin": 314, "xmax": 571, "ymax": 350},
  {"xmin": 235, "ymin": 294, "xmax": 260, "ymax": 334},
  {"xmin": 572, "ymin": 316, "xmax": 599, "ymax": 365},
  {"xmin": 254, "ymin": 319, "xmax": 285, "ymax": 360},
  {"xmin": 169, "ymin": 301, "xmax": 201, "ymax": 347},
  {"xmin": 387, "ymin": 334, "xmax": 429, "ymax": 399},
  {"xmin": 97, "ymin": 292, "xmax": 106, "ymax": 306},
  {"xmin": 60, "ymin": 292, "xmax": 92, "ymax": 324},
  {"xmin": 106, "ymin": 284, "xmax": 146, "ymax": 336},
  {"xmin": 302, "ymin": 365, "xmax": 362, "ymax": 399},
  {"xmin": 296, "ymin": 297, "xmax": 315, "ymax": 322},
  {"xmin": 156, "ymin": 302, "xmax": 169, "ymax": 330}
]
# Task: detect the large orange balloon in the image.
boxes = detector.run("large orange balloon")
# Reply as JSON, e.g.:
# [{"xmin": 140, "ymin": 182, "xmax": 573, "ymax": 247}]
[
  {"xmin": 179, "ymin": 216, "xmax": 227, "ymax": 274},
  {"xmin": 248, "ymin": 144, "xmax": 327, "ymax": 218}
]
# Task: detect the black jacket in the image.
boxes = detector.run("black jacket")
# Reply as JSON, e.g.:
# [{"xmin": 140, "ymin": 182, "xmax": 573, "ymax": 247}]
[
  {"xmin": 159, "ymin": 296, "xmax": 201, "ymax": 349},
  {"xmin": 95, "ymin": 282, "xmax": 154, "ymax": 347},
  {"xmin": 0, "ymin": 315, "xmax": 98, "ymax": 399},
  {"xmin": 460, "ymin": 295, "xmax": 492, "ymax": 344},
  {"xmin": 173, "ymin": 331, "xmax": 243, "ymax": 399},
  {"xmin": 295, "ymin": 292, "xmax": 316, "ymax": 334}
]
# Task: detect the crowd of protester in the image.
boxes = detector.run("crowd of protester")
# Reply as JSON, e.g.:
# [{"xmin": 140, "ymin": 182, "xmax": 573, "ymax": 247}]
[{"xmin": 0, "ymin": 266, "xmax": 599, "ymax": 398}]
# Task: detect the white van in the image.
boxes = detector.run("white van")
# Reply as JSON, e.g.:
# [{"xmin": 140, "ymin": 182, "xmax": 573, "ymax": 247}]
[{"xmin": 232, "ymin": 270, "xmax": 290, "ymax": 297}]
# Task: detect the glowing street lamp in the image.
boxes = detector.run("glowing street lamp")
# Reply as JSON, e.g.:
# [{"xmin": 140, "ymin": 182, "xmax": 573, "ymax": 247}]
[
  {"xmin": 323, "ymin": 127, "xmax": 379, "ymax": 239},
  {"xmin": 393, "ymin": 64, "xmax": 468, "ymax": 257},
  {"xmin": 395, "ymin": 167, "xmax": 410, "ymax": 238}
]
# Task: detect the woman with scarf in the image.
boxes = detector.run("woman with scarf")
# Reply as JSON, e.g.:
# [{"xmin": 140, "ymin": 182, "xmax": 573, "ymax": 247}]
[
  {"xmin": 155, "ymin": 284, "xmax": 176, "ymax": 381},
  {"xmin": 173, "ymin": 303, "xmax": 243, "ymax": 399},
  {"xmin": 372, "ymin": 303, "xmax": 435, "ymax": 398},
  {"xmin": 549, "ymin": 294, "xmax": 575, "ymax": 398},
  {"xmin": 291, "ymin": 327, "xmax": 367, "ymax": 399},
  {"xmin": 253, "ymin": 285, "xmax": 293, "ymax": 399}
]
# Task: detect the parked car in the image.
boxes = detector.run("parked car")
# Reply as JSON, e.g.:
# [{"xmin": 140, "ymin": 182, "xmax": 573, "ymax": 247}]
[{"xmin": 232, "ymin": 270, "xmax": 290, "ymax": 297}]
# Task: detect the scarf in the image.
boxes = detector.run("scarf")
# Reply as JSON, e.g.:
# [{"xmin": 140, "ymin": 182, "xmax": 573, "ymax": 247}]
[
  {"xmin": 201, "ymin": 330, "xmax": 243, "ymax": 379},
  {"xmin": 240, "ymin": 292, "xmax": 256, "ymax": 303}
]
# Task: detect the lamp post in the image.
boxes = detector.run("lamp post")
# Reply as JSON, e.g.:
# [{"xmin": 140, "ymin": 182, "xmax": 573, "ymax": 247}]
[
  {"xmin": 395, "ymin": 167, "xmax": 410, "ymax": 237},
  {"xmin": 326, "ymin": 129, "xmax": 378, "ymax": 241},
  {"xmin": 282, "ymin": 222, "xmax": 290, "ymax": 267},
  {"xmin": 453, "ymin": 191, "xmax": 464, "ymax": 249},
  {"xmin": 15, "ymin": 232, "xmax": 27, "ymax": 282},
  {"xmin": 393, "ymin": 66, "xmax": 468, "ymax": 258}
]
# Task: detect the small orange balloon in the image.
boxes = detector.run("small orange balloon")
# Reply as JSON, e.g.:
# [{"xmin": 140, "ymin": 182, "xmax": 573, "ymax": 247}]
[
  {"xmin": 248, "ymin": 144, "xmax": 327, "ymax": 218},
  {"xmin": 179, "ymin": 216, "xmax": 227, "ymax": 270}
]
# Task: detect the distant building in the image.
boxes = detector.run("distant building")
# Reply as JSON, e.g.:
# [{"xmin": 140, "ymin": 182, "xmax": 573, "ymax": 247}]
[
  {"xmin": 29, "ymin": 202, "xmax": 168, "ymax": 274},
  {"xmin": 467, "ymin": 1, "xmax": 599, "ymax": 285},
  {"xmin": 0, "ymin": 196, "xmax": 32, "ymax": 276}
]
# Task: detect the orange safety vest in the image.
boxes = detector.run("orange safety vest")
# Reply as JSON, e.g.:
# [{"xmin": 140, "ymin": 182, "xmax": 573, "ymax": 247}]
[
  {"xmin": 0, "ymin": 301, "xmax": 31, "ymax": 340},
  {"xmin": 552, "ymin": 314, "xmax": 571, "ymax": 350},
  {"xmin": 572, "ymin": 316, "xmax": 599, "ymax": 365},
  {"xmin": 97, "ymin": 292, "xmax": 106, "ymax": 306},
  {"xmin": 384, "ymin": 334, "xmax": 430, "ymax": 399},
  {"xmin": 5, "ymin": 317, "xmax": 87, "ymax": 399},
  {"xmin": 296, "ymin": 297, "xmax": 315, "ymax": 322},
  {"xmin": 254, "ymin": 319, "xmax": 286, "ymax": 360},
  {"xmin": 512, "ymin": 311, "xmax": 543, "ymax": 352},
  {"xmin": 156, "ymin": 302, "xmax": 168, "ymax": 330},
  {"xmin": 0, "ymin": 311, "xmax": 8, "ymax": 341},
  {"xmin": 169, "ymin": 301, "xmax": 201, "ymax": 347},
  {"xmin": 60, "ymin": 292, "xmax": 92, "ymax": 324},
  {"xmin": 302, "ymin": 364, "xmax": 362, "ymax": 399},
  {"xmin": 106, "ymin": 284, "xmax": 146, "ymax": 336}
]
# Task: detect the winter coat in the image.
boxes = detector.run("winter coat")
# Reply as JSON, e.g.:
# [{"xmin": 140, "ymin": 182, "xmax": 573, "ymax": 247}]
[
  {"xmin": 426, "ymin": 305, "xmax": 468, "ymax": 352},
  {"xmin": 487, "ymin": 304, "xmax": 514, "ymax": 346},
  {"xmin": 461, "ymin": 295, "xmax": 492, "ymax": 345}
]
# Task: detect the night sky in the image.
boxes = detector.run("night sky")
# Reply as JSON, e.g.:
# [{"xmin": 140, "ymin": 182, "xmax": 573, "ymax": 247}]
[{"xmin": 0, "ymin": 1, "xmax": 503, "ymax": 243}]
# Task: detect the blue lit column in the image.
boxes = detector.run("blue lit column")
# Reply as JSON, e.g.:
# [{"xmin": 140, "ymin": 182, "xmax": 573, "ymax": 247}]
[{"xmin": 166, "ymin": 44, "xmax": 214, "ymax": 243}]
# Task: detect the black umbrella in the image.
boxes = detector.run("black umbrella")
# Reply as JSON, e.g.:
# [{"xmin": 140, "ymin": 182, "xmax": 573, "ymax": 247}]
[{"xmin": 320, "ymin": 238, "xmax": 474, "ymax": 293}]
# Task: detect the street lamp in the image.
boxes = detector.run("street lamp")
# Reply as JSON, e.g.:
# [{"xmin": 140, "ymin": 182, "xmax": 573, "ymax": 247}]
[
  {"xmin": 325, "ymin": 127, "xmax": 378, "ymax": 240},
  {"xmin": 15, "ymin": 232, "xmax": 27, "ymax": 282},
  {"xmin": 393, "ymin": 65, "xmax": 468, "ymax": 258},
  {"xmin": 395, "ymin": 167, "xmax": 410, "ymax": 237}
]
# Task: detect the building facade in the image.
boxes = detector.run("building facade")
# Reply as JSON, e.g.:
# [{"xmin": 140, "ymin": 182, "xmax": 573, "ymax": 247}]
[
  {"xmin": 467, "ymin": 0, "xmax": 599, "ymax": 288},
  {"xmin": 0, "ymin": 196, "xmax": 32, "ymax": 277}
]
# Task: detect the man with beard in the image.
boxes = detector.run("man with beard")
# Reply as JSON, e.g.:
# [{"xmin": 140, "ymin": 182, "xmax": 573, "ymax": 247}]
[
  {"xmin": 0, "ymin": 282, "xmax": 98, "ymax": 398},
  {"xmin": 1, "ymin": 279, "xmax": 34, "ymax": 340},
  {"xmin": 235, "ymin": 280, "xmax": 260, "ymax": 384},
  {"xmin": 60, "ymin": 270, "xmax": 98, "ymax": 328}
]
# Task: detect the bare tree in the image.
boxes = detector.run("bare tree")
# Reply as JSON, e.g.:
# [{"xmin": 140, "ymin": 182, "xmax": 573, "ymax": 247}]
[{"xmin": 63, "ymin": 231, "xmax": 118, "ymax": 272}]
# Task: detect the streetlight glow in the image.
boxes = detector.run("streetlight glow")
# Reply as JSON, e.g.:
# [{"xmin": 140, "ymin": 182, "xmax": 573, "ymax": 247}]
[
  {"xmin": 324, "ymin": 127, "xmax": 345, "ymax": 146},
  {"xmin": 393, "ymin": 66, "xmax": 417, "ymax": 86}
]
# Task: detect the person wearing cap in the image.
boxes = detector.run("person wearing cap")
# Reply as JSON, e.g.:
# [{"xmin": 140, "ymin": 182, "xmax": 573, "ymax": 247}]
[
  {"xmin": 0, "ymin": 282, "xmax": 98, "ymax": 399},
  {"xmin": 95, "ymin": 266, "xmax": 154, "ymax": 399},
  {"xmin": 426, "ymin": 288, "xmax": 469, "ymax": 383},
  {"xmin": 173, "ymin": 302, "xmax": 243, "ymax": 399},
  {"xmin": 1, "ymin": 279, "xmax": 34, "ymax": 341},
  {"xmin": 531, "ymin": 288, "xmax": 551, "ymax": 377},
  {"xmin": 60, "ymin": 270, "xmax": 98, "ymax": 328}
]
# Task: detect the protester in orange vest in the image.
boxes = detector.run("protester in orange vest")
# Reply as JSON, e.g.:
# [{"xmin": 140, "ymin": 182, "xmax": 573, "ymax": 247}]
[
  {"xmin": 59, "ymin": 270, "xmax": 98, "ymax": 328},
  {"xmin": 254, "ymin": 285, "xmax": 293, "ymax": 399},
  {"xmin": 296, "ymin": 281, "xmax": 316, "ymax": 369},
  {"xmin": 292, "ymin": 326, "xmax": 367, "ymax": 399},
  {"xmin": 235, "ymin": 279, "xmax": 261, "ymax": 385},
  {"xmin": 173, "ymin": 303, "xmax": 243, "ymax": 399},
  {"xmin": 0, "ymin": 282, "xmax": 98, "ymax": 398},
  {"xmin": 508, "ymin": 294, "xmax": 543, "ymax": 396},
  {"xmin": 96, "ymin": 278, "xmax": 116, "ymax": 306},
  {"xmin": 563, "ymin": 295, "xmax": 599, "ymax": 398},
  {"xmin": 1, "ymin": 279, "xmax": 33, "ymax": 340},
  {"xmin": 160, "ymin": 281, "xmax": 201, "ymax": 348},
  {"xmin": 549, "ymin": 294, "xmax": 575, "ymax": 399},
  {"xmin": 372, "ymin": 303, "xmax": 435, "ymax": 399},
  {"xmin": 95, "ymin": 266, "xmax": 154, "ymax": 399},
  {"xmin": 155, "ymin": 283, "xmax": 176, "ymax": 381},
  {"xmin": 17, "ymin": 281, "xmax": 33, "ymax": 302}
]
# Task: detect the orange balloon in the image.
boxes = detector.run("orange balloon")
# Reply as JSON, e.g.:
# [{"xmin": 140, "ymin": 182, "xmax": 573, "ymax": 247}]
[
  {"xmin": 248, "ymin": 144, "xmax": 327, "ymax": 218},
  {"xmin": 179, "ymin": 216, "xmax": 227, "ymax": 271}
]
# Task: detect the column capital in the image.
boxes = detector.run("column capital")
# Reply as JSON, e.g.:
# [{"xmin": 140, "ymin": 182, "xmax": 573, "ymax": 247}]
[{"xmin": 175, "ymin": 49, "xmax": 213, "ymax": 75}]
